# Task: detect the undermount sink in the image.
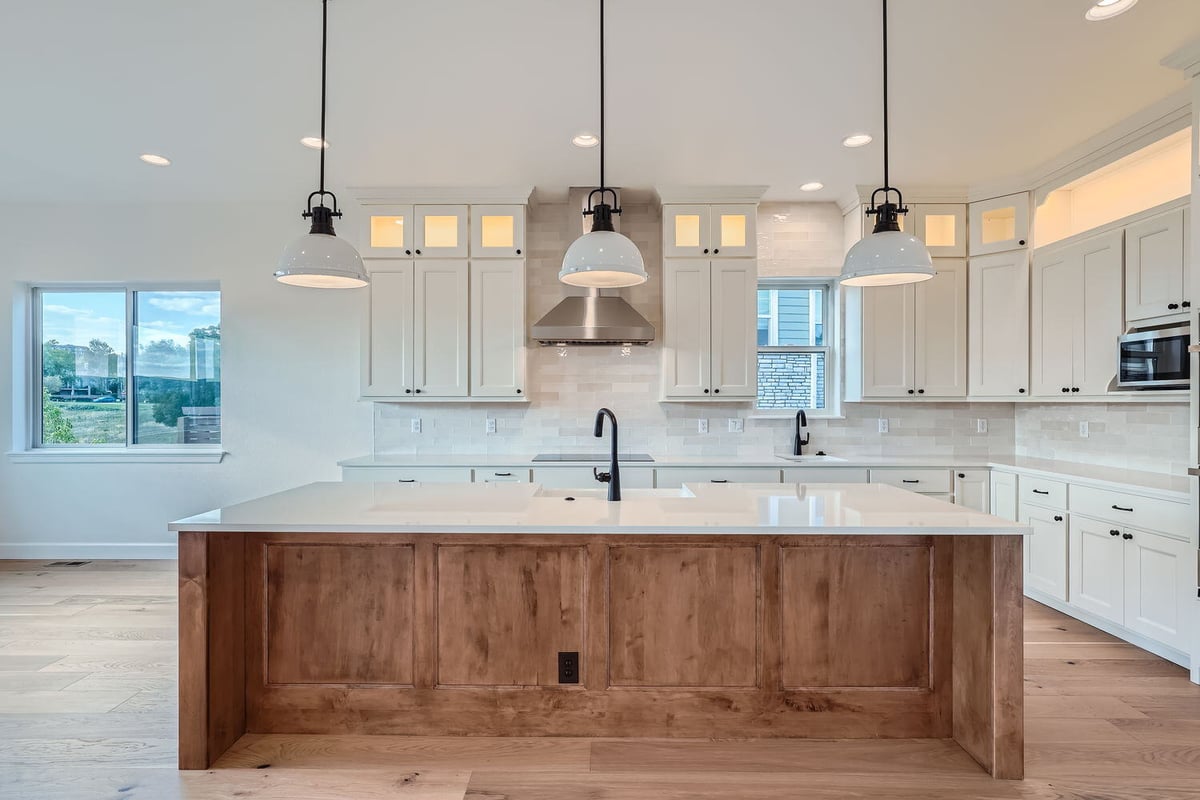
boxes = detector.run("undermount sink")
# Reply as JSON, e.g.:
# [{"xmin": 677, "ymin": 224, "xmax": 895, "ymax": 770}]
[
  {"xmin": 775, "ymin": 454, "xmax": 847, "ymax": 463},
  {"xmin": 534, "ymin": 487, "xmax": 692, "ymax": 500}
]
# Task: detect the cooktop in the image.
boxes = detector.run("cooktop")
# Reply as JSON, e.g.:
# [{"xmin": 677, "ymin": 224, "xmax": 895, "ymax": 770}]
[{"xmin": 532, "ymin": 453, "xmax": 655, "ymax": 462}]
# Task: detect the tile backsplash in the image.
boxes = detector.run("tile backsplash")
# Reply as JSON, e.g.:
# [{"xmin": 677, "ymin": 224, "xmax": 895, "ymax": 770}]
[{"xmin": 1014, "ymin": 402, "xmax": 1190, "ymax": 474}]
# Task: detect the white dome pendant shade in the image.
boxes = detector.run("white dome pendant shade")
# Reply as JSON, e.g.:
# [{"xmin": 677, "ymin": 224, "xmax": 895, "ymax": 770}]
[
  {"xmin": 560, "ymin": 199, "xmax": 647, "ymax": 288},
  {"xmin": 276, "ymin": 206, "xmax": 369, "ymax": 288}
]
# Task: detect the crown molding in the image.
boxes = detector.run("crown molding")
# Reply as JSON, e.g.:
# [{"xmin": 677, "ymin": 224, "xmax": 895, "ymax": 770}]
[
  {"xmin": 1162, "ymin": 39, "xmax": 1200, "ymax": 78},
  {"xmin": 349, "ymin": 186, "xmax": 534, "ymax": 206},
  {"xmin": 654, "ymin": 185, "xmax": 768, "ymax": 205}
]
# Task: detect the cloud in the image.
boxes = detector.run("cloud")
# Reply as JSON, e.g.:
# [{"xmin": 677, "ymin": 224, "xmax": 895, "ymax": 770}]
[{"xmin": 146, "ymin": 294, "xmax": 220, "ymax": 317}]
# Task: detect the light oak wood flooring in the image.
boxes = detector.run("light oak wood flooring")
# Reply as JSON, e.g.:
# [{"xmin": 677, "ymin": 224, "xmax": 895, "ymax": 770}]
[{"xmin": 1, "ymin": 559, "xmax": 1197, "ymax": 799}]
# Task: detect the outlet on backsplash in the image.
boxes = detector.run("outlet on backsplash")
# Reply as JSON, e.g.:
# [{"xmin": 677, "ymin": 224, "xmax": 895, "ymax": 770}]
[
  {"xmin": 697, "ymin": 419, "xmax": 709, "ymax": 434},
  {"xmin": 411, "ymin": 418, "xmax": 422, "ymax": 434},
  {"xmin": 878, "ymin": 419, "xmax": 889, "ymax": 434},
  {"xmin": 1078, "ymin": 421, "xmax": 1089, "ymax": 438},
  {"xmin": 728, "ymin": 419, "xmax": 744, "ymax": 433},
  {"xmin": 976, "ymin": 419, "xmax": 988, "ymax": 434},
  {"xmin": 486, "ymin": 418, "xmax": 497, "ymax": 434}
]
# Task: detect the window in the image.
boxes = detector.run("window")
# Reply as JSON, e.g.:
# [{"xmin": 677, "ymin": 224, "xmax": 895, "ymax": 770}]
[
  {"xmin": 34, "ymin": 286, "xmax": 221, "ymax": 447},
  {"xmin": 756, "ymin": 280, "xmax": 831, "ymax": 410}
]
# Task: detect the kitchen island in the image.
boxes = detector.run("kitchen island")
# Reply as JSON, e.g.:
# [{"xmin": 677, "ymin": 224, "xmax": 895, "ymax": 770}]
[{"xmin": 172, "ymin": 481, "xmax": 1029, "ymax": 778}]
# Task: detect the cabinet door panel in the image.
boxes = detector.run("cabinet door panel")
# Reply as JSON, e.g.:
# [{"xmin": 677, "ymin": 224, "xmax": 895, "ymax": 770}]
[
  {"xmin": 969, "ymin": 193, "xmax": 1029, "ymax": 255},
  {"xmin": 1123, "ymin": 529, "xmax": 1191, "ymax": 650},
  {"xmin": 1075, "ymin": 231, "xmax": 1123, "ymax": 395},
  {"xmin": 1021, "ymin": 505, "xmax": 1068, "ymax": 602},
  {"xmin": 470, "ymin": 260, "xmax": 525, "ymax": 397},
  {"xmin": 1068, "ymin": 516, "xmax": 1124, "ymax": 625},
  {"xmin": 362, "ymin": 262, "xmax": 414, "ymax": 397},
  {"xmin": 360, "ymin": 205, "xmax": 414, "ymax": 258},
  {"xmin": 914, "ymin": 259, "xmax": 967, "ymax": 397},
  {"xmin": 662, "ymin": 260, "xmax": 712, "ymax": 397},
  {"xmin": 1125, "ymin": 208, "xmax": 1185, "ymax": 325},
  {"xmin": 415, "ymin": 205, "xmax": 468, "ymax": 258},
  {"xmin": 710, "ymin": 260, "xmax": 757, "ymax": 397},
  {"xmin": 953, "ymin": 469, "xmax": 990, "ymax": 513},
  {"xmin": 969, "ymin": 252, "xmax": 1029, "ymax": 397},
  {"xmin": 990, "ymin": 472, "xmax": 1018, "ymax": 522},
  {"xmin": 414, "ymin": 261, "xmax": 469, "ymax": 396},
  {"xmin": 862, "ymin": 283, "xmax": 916, "ymax": 397},
  {"xmin": 469, "ymin": 205, "xmax": 525, "ymax": 258},
  {"xmin": 912, "ymin": 203, "xmax": 966, "ymax": 257},
  {"xmin": 1031, "ymin": 249, "xmax": 1076, "ymax": 397},
  {"xmin": 663, "ymin": 205, "xmax": 711, "ymax": 258},
  {"xmin": 709, "ymin": 204, "xmax": 757, "ymax": 258}
]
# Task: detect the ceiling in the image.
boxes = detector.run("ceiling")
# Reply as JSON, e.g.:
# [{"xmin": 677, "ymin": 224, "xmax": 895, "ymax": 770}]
[{"xmin": 3, "ymin": 0, "xmax": 1197, "ymax": 205}]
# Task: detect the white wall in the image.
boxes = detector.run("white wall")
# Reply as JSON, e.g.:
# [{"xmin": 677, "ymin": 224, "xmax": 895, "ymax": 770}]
[{"xmin": 0, "ymin": 203, "xmax": 373, "ymax": 558}]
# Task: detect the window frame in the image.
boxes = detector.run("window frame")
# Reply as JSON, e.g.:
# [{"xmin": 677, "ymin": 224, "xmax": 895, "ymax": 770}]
[
  {"xmin": 22, "ymin": 282, "xmax": 223, "ymax": 457},
  {"xmin": 754, "ymin": 278, "xmax": 840, "ymax": 418}
]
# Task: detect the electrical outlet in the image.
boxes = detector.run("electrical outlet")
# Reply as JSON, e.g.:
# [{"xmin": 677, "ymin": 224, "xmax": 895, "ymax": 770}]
[
  {"xmin": 1078, "ymin": 421, "xmax": 1089, "ymax": 438},
  {"xmin": 878, "ymin": 418, "xmax": 889, "ymax": 434},
  {"xmin": 410, "ymin": 418, "xmax": 422, "ymax": 434},
  {"xmin": 728, "ymin": 418, "xmax": 744, "ymax": 433},
  {"xmin": 976, "ymin": 419, "xmax": 988, "ymax": 434},
  {"xmin": 557, "ymin": 651, "xmax": 580, "ymax": 684},
  {"xmin": 697, "ymin": 419, "xmax": 709, "ymax": 434},
  {"xmin": 485, "ymin": 418, "xmax": 497, "ymax": 434}
]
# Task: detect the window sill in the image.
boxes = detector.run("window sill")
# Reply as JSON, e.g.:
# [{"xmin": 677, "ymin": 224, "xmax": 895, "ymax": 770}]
[
  {"xmin": 7, "ymin": 448, "xmax": 226, "ymax": 464},
  {"xmin": 748, "ymin": 411, "xmax": 845, "ymax": 421}
]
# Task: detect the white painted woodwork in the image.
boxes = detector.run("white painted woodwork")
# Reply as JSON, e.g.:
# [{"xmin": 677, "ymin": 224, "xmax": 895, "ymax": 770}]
[
  {"xmin": 1124, "ymin": 207, "xmax": 1187, "ymax": 325},
  {"xmin": 1075, "ymin": 232, "xmax": 1125, "ymax": 395},
  {"xmin": 968, "ymin": 251, "xmax": 1030, "ymax": 397},
  {"xmin": 663, "ymin": 204, "xmax": 712, "ymax": 258},
  {"xmin": 914, "ymin": 259, "xmax": 968, "ymax": 397},
  {"xmin": 359, "ymin": 204, "xmax": 414, "ymax": 258},
  {"xmin": 861, "ymin": 282, "xmax": 916, "ymax": 397},
  {"xmin": 1021, "ymin": 503, "xmax": 1069, "ymax": 603},
  {"xmin": 990, "ymin": 471, "xmax": 1018, "ymax": 522},
  {"xmin": 342, "ymin": 466, "xmax": 474, "ymax": 483},
  {"xmin": 473, "ymin": 468, "xmax": 531, "ymax": 483},
  {"xmin": 414, "ymin": 205, "xmax": 468, "ymax": 258},
  {"xmin": 530, "ymin": 467, "xmax": 655, "ymax": 489},
  {"xmin": 470, "ymin": 205, "xmax": 526, "ymax": 258},
  {"xmin": 469, "ymin": 260, "xmax": 526, "ymax": 398},
  {"xmin": 869, "ymin": 468, "xmax": 952, "ymax": 494},
  {"xmin": 662, "ymin": 260, "xmax": 713, "ymax": 398},
  {"xmin": 413, "ymin": 260, "xmax": 469, "ymax": 396},
  {"xmin": 654, "ymin": 467, "xmax": 783, "ymax": 487},
  {"xmin": 709, "ymin": 260, "xmax": 758, "ymax": 398},
  {"xmin": 1069, "ymin": 515, "xmax": 1126, "ymax": 625},
  {"xmin": 1019, "ymin": 475, "xmax": 1068, "ymax": 510},
  {"xmin": 911, "ymin": 203, "xmax": 967, "ymax": 257},
  {"xmin": 361, "ymin": 261, "xmax": 414, "ymax": 398},
  {"xmin": 781, "ymin": 467, "xmax": 870, "ymax": 483},
  {"xmin": 953, "ymin": 469, "xmax": 991, "ymax": 513},
  {"xmin": 1068, "ymin": 484, "xmax": 1191, "ymax": 539},
  {"xmin": 708, "ymin": 204, "xmax": 757, "ymax": 257},
  {"xmin": 969, "ymin": 192, "xmax": 1030, "ymax": 255},
  {"xmin": 1123, "ymin": 528, "xmax": 1192, "ymax": 651}
]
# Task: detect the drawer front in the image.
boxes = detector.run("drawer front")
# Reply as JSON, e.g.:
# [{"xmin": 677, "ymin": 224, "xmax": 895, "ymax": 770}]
[
  {"xmin": 1018, "ymin": 475, "xmax": 1068, "ymax": 509},
  {"xmin": 1070, "ymin": 484, "xmax": 1190, "ymax": 538},
  {"xmin": 655, "ymin": 467, "xmax": 783, "ymax": 488},
  {"xmin": 473, "ymin": 468, "xmax": 532, "ymax": 483},
  {"xmin": 532, "ymin": 467, "xmax": 654, "ymax": 489},
  {"xmin": 782, "ymin": 468, "xmax": 870, "ymax": 484},
  {"xmin": 342, "ymin": 467, "xmax": 473, "ymax": 483},
  {"xmin": 868, "ymin": 468, "xmax": 952, "ymax": 494}
]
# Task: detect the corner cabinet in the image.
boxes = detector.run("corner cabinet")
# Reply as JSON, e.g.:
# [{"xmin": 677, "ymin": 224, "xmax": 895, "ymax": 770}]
[
  {"xmin": 1124, "ymin": 206, "xmax": 1189, "ymax": 326},
  {"xmin": 1031, "ymin": 230, "xmax": 1122, "ymax": 398},
  {"xmin": 662, "ymin": 259, "xmax": 757, "ymax": 399},
  {"xmin": 968, "ymin": 192, "xmax": 1030, "ymax": 255}
]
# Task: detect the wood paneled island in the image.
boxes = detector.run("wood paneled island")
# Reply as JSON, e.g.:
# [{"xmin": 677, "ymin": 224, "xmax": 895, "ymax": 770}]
[{"xmin": 172, "ymin": 481, "xmax": 1028, "ymax": 778}]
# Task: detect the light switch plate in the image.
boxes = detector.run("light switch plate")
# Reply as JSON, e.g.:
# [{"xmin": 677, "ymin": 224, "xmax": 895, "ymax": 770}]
[
  {"xmin": 976, "ymin": 419, "xmax": 988, "ymax": 434},
  {"xmin": 1078, "ymin": 421, "xmax": 1089, "ymax": 438},
  {"xmin": 698, "ymin": 419, "xmax": 709, "ymax": 434},
  {"xmin": 878, "ymin": 418, "xmax": 889, "ymax": 434},
  {"xmin": 485, "ymin": 418, "xmax": 497, "ymax": 434},
  {"xmin": 411, "ymin": 418, "xmax": 422, "ymax": 434},
  {"xmin": 728, "ymin": 418, "xmax": 744, "ymax": 433}
]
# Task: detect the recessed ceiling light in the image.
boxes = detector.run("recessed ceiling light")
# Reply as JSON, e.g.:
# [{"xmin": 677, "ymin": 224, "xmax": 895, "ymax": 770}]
[
  {"xmin": 572, "ymin": 133, "xmax": 599, "ymax": 148},
  {"xmin": 1085, "ymin": 0, "xmax": 1137, "ymax": 21},
  {"xmin": 300, "ymin": 136, "xmax": 329, "ymax": 149},
  {"xmin": 800, "ymin": 181, "xmax": 824, "ymax": 192},
  {"xmin": 842, "ymin": 134, "xmax": 873, "ymax": 148},
  {"xmin": 139, "ymin": 153, "xmax": 171, "ymax": 166}
]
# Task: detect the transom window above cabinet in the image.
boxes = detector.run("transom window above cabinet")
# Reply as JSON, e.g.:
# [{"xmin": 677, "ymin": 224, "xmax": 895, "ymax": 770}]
[{"xmin": 663, "ymin": 204, "xmax": 757, "ymax": 258}]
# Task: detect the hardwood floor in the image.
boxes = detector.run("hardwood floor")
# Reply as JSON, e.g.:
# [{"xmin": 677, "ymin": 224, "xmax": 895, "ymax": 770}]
[{"xmin": 1, "ymin": 559, "xmax": 1197, "ymax": 799}]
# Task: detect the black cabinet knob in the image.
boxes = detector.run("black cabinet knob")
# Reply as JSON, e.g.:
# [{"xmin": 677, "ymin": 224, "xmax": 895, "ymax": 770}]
[
  {"xmin": 1168, "ymin": 303, "xmax": 1180, "ymax": 310},
  {"xmin": 1018, "ymin": 239, "xmax": 1026, "ymax": 246},
  {"xmin": 414, "ymin": 388, "xmax": 422, "ymax": 394},
  {"xmin": 1061, "ymin": 387, "xmax": 1069, "ymax": 393},
  {"xmin": 405, "ymin": 249, "xmax": 412, "ymax": 256},
  {"xmin": 703, "ymin": 248, "xmax": 709, "ymax": 254},
  {"xmin": 1183, "ymin": 301, "xmax": 1191, "ymax": 308},
  {"xmin": 957, "ymin": 473, "xmax": 966, "ymax": 478},
  {"xmin": 908, "ymin": 389, "xmax": 915, "ymax": 395},
  {"xmin": 917, "ymin": 389, "xmax": 925, "ymax": 394},
  {"xmin": 1071, "ymin": 387, "xmax": 1080, "ymax": 393},
  {"xmin": 1018, "ymin": 388, "xmax": 1026, "ymax": 394},
  {"xmin": 703, "ymin": 388, "xmax": 710, "ymax": 394},
  {"xmin": 404, "ymin": 389, "xmax": 412, "ymax": 394},
  {"xmin": 713, "ymin": 248, "xmax": 720, "ymax": 254},
  {"xmin": 713, "ymin": 388, "xmax": 720, "ymax": 394},
  {"xmin": 516, "ymin": 389, "xmax": 522, "ymax": 395},
  {"xmin": 516, "ymin": 249, "xmax": 522, "ymax": 255},
  {"xmin": 1109, "ymin": 529, "xmax": 1120, "ymax": 536},
  {"xmin": 1122, "ymin": 532, "xmax": 1133, "ymax": 540},
  {"xmin": 1053, "ymin": 515, "xmax": 1063, "ymax": 522},
  {"xmin": 415, "ymin": 249, "xmax": 422, "ymax": 255}
]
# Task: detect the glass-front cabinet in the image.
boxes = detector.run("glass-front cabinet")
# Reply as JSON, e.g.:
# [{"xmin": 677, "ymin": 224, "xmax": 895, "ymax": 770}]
[
  {"xmin": 415, "ymin": 205, "xmax": 469, "ymax": 258},
  {"xmin": 911, "ymin": 204, "xmax": 967, "ymax": 257},
  {"xmin": 470, "ymin": 205, "xmax": 525, "ymax": 258},
  {"xmin": 359, "ymin": 204, "xmax": 414, "ymax": 258},
  {"xmin": 969, "ymin": 193, "xmax": 1030, "ymax": 255},
  {"xmin": 664, "ymin": 203, "xmax": 756, "ymax": 258}
]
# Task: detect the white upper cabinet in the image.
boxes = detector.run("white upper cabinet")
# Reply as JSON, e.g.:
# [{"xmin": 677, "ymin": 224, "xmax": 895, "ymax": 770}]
[
  {"xmin": 360, "ymin": 205, "xmax": 415, "ymax": 258},
  {"xmin": 470, "ymin": 205, "xmax": 526, "ymax": 258},
  {"xmin": 663, "ymin": 204, "xmax": 756, "ymax": 258},
  {"xmin": 662, "ymin": 260, "xmax": 755, "ymax": 399},
  {"xmin": 413, "ymin": 261, "xmax": 469, "ymax": 396},
  {"xmin": 1124, "ymin": 206, "xmax": 1188, "ymax": 325},
  {"xmin": 469, "ymin": 260, "xmax": 526, "ymax": 398},
  {"xmin": 709, "ymin": 260, "xmax": 757, "ymax": 397},
  {"xmin": 1031, "ymin": 230, "xmax": 1122, "ymax": 397},
  {"xmin": 362, "ymin": 261, "xmax": 415, "ymax": 398},
  {"xmin": 911, "ymin": 204, "xmax": 967, "ymax": 257},
  {"xmin": 969, "ymin": 193, "xmax": 1030, "ymax": 255},
  {"xmin": 968, "ymin": 251, "xmax": 1030, "ymax": 398},
  {"xmin": 861, "ymin": 282, "xmax": 916, "ymax": 397},
  {"xmin": 414, "ymin": 205, "xmax": 468, "ymax": 258}
]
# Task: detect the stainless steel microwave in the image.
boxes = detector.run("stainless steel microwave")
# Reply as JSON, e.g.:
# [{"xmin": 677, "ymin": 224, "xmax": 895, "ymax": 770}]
[{"xmin": 1117, "ymin": 326, "xmax": 1190, "ymax": 389}]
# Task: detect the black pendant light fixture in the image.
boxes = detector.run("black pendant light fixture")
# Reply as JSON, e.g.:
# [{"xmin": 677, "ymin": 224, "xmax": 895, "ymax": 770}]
[
  {"xmin": 839, "ymin": 0, "xmax": 934, "ymax": 287},
  {"xmin": 275, "ymin": 0, "xmax": 368, "ymax": 289},
  {"xmin": 559, "ymin": 0, "xmax": 648, "ymax": 288}
]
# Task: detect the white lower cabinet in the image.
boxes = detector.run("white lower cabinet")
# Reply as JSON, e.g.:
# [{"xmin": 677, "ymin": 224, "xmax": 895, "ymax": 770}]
[
  {"xmin": 1068, "ymin": 515, "xmax": 1126, "ymax": 625},
  {"xmin": 473, "ymin": 468, "xmax": 531, "ymax": 483},
  {"xmin": 868, "ymin": 468, "xmax": 952, "ymax": 494},
  {"xmin": 953, "ymin": 469, "xmax": 991, "ymax": 513},
  {"xmin": 530, "ymin": 467, "xmax": 654, "ymax": 489},
  {"xmin": 342, "ymin": 466, "xmax": 473, "ymax": 483},
  {"xmin": 1020, "ymin": 502, "xmax": 1069, "ymax": 602},
  {"xmin": 1123, "ymin": 527, "xmax": 1193, "ymax": 651},
  {"xmin": 654, "ymin": 467, "xmax": 782, "ymax": 488},
  {"xmin": 990, "ymin": 471, "xmax": 1018, "ymax": 522},
  {"xmin": 781, "ymin": 468, "xmax": 869, "ymax": 484}
]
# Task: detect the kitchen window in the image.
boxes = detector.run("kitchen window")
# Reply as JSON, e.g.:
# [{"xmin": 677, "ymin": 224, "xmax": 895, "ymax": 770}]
[
  {"xmin": 756, "ymin": 280, "xmax": 832, "ymax": 411},
  {"xmin": 26, "ymin": 285, "xmax": 221, "ymax": 453}
]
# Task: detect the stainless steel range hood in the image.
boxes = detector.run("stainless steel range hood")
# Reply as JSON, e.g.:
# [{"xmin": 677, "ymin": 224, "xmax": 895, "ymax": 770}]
[{"xmin": 532, "ymin": 293, "xmax": 655, "ymax": 346}]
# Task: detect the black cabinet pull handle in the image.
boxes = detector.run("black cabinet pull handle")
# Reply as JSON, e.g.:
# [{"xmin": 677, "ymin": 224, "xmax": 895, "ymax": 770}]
[
  {"xmin": 902, "ymin": 479, "xmax": 920, "ymax": 484},
  {"xmin": 494, "ymin": 472, "xmax": 513, "ymax": 477},
  {"xmin": 398, "ymin": 479, "xmax": 416, "ymax": 483},
  {"xmin": 1122, "ymin": 533, "xmax": 1133, "ymax": 540},
  {"xmin": 1032, "ymin": 489, "xmax": 1049, "ymax": 494},
  {"xmin": 1053, "ymin": 515, "xmax": 1064, "ymax": 522},
  {"xmin": 711, "ymin": 479, "xmax": 728, "ymax": 483},
  {"xmin": 1109, "ymin": 529, "xmax": 1120, "ymax": 536},
  {"xmin": 1111, "ymin": 504, "xmax": 1133, "ymax": 512}
]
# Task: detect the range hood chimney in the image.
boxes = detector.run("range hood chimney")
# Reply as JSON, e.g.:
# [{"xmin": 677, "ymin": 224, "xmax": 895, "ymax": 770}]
[{"xmin": 532, "ymin": 187, "xmax": 655, "ymax": 346}]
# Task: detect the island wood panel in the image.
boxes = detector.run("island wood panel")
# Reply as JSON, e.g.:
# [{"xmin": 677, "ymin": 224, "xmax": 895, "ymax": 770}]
[
  {"xmin": 779, "ymin": 542, "xmax": 932, "ymax": 688},
  {"xmin": 436, "ymin": 544, "xmax": 586, "ymax": 686},
  {"xmin": 264, "ymin": 543, "xmax": 415, "ymax": 685},
  {"xmin": 608, "ymin": 544, "xmax": 759, "ymax": 687}
]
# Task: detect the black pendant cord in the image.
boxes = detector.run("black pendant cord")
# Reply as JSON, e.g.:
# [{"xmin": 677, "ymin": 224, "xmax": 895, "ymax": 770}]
[
  {"xmin": 305, "ymin": 0, "xmax": 340, "ymax": 224},
  {"xmin": 585, "ymin": 0, "xmax": 618, "ymax": 227},
  {"xmin": 599, "ymin": 0, "xmax": 605, "ymax": 191},
  {"xmin": 881, "ymin": 0, "xmax": 889, "ymax": 192},
  {"xmin": 319, "ymin": 0, "xmax": 328, "ymax": 197}
]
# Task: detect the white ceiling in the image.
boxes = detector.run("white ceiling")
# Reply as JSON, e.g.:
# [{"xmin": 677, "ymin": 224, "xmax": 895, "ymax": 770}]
[{"xmin": 3, "ymin": 0, "xmax": 1198, "ymax": 205}]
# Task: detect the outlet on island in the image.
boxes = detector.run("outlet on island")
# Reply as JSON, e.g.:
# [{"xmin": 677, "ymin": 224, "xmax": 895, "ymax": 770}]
[{"xmin": 557, "ymin": 651, "xmax": 580, "ymax": 684}]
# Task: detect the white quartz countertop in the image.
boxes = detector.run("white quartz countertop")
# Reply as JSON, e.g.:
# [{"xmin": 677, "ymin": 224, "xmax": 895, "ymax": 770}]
[
  {"xmin": 170, "ymin": 481, "xmax": 1030, "ymax": 536},
  {"xmin": 338, "ymin": 453, "xmax": 1191, "ymax": 500}
]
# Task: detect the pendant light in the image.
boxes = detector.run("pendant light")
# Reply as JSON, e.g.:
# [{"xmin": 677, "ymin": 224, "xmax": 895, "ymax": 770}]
[
  {"xmin": 839, "ymin": 0, "xmax": 934, "ymax": 287},
  {"xmin": 559, "ymin": 0, "xmax": 648, "ymax": 289},
  {"xmin": 275, "ymin": 0, "xmax": 368, "ymax": 289}
]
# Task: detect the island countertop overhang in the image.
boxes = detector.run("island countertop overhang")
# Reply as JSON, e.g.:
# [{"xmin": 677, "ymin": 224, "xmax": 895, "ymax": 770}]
[{"xmin": 169, "ymin": 481, "xmax": 1032, "ymax": 536}]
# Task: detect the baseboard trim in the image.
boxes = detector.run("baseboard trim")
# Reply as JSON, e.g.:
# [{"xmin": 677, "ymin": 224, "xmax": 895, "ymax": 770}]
[
  {"xmin": 0, "ymin": 543, "xmax": 177, "ymax": 560},
  {"xmin": 1025, "ymin": 587, "xmax": 1192, "ymax": 670}
]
